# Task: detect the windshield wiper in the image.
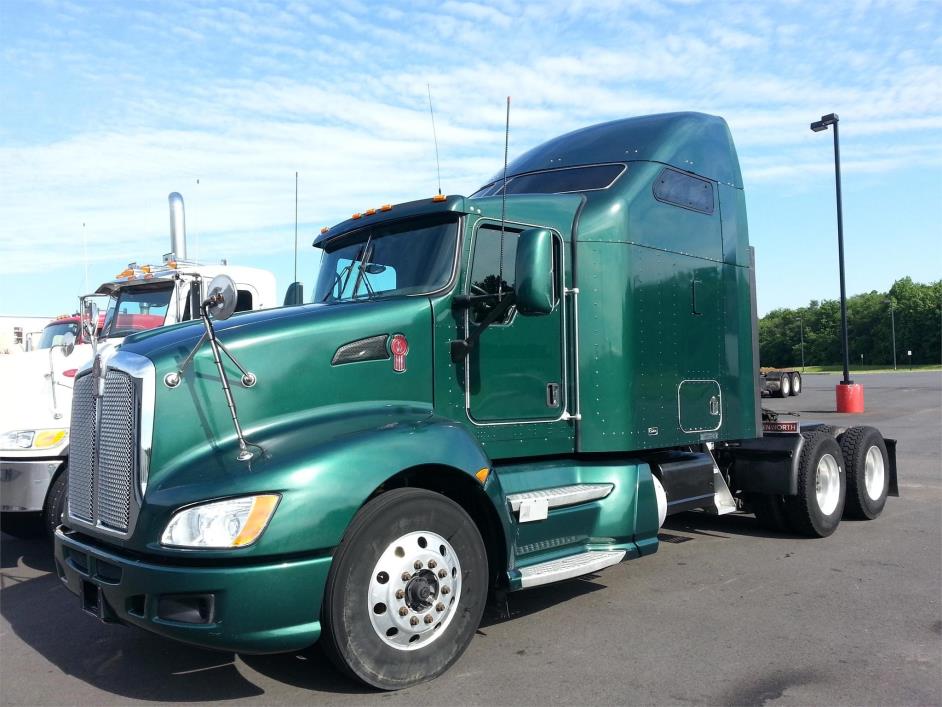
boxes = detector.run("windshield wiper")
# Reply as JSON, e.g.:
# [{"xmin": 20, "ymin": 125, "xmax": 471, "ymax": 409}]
[{"xmin": 350, "ymin": 235, "xmax": 375, "ymax": 300}]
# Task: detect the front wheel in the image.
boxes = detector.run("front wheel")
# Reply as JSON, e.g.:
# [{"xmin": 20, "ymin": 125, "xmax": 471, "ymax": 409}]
[
  {"xmin": 321, "ymin": 488, "xmax": 488, "ymax": 690},
  {"xmin": 43, "ymin": 468, "xmax": 67, "ymax": 539}
]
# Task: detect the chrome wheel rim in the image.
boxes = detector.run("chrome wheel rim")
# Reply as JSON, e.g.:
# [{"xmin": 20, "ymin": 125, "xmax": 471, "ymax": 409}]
[
  {"xmin": 864, "ymin": 445, "xmax": 886, "ymax": 501},
  {"xmin": 367, "ymin": 530, "xmax": 462, "ymax": 651},
  {"xmin": 815, "ymin": 453, "xmax": 841, "ymax": 515}
]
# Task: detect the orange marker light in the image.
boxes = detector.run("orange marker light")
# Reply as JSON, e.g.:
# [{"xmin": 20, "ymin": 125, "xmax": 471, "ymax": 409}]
[
  {"xmin": 475, "ymin": 467, "xmax": 490, "ymax": 484},
  {"xmin": 365, "ymin": 208, "xmax": 376, "ymax": 216},
  {"xmin": 352, "ymin": 213, "xmax": 362, "ymax": 220},
  {"xmin": 380, "ymin": 204, "xmax": 392, "ymax": 211},
  {"xmin": 320, "ymin": 227, "xmax": 329, "ymax": 234},
  {"xmin": 432, "ymin": 194, "xmax": 447, "ymax": 202},
  {"xmin": 233, "ymin": 495, "xmax": 280, "ymax": 547}
]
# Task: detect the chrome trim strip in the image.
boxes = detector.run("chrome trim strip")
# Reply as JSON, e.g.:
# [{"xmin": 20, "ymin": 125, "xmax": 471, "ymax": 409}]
[{"xmin": 507, "ymin": 483, "xmax": 614, "ymax": 512}]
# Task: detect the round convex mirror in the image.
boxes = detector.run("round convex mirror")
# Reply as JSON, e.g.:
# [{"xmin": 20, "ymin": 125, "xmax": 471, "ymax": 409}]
[{"xmin": 204, "ymin": 275, "xmax": 238, "ymax": 321}]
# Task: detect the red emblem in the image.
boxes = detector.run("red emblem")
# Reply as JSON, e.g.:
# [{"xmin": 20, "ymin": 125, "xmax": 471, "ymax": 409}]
[{"xmin": 390, "ymin": 334, "xmax": 409, "ymax": 372}]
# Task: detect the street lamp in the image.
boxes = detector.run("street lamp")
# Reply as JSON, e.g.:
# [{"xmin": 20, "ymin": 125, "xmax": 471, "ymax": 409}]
[
  {"xmin": 811, "ymin": 112, "xmax": 863, "ymax": 412},
  {"xmin": 884, "ymin": 299, "xmax": 897, "ymax": 370}
]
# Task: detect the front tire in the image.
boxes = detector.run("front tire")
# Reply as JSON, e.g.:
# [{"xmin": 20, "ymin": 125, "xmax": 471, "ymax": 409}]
[
  {"xmin": 43, "ymin": 468, "xmax": 67, "ymax": 539},
  {"xmin": 785, "ymin": 431, "xmax": 846, "ymax": 537},
  {"xmin": 839, "ymin": 426, "xmax": 889, "ymax": 520},
  {"xmin": 321, "ymin": 488, "xmax": 488, "ymax": 690}
]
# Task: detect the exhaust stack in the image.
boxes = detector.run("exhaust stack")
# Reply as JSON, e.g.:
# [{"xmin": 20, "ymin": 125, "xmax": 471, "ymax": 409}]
[{"xmin": 168, "ymin": 192, "xmax": 187, "ymax": 260}]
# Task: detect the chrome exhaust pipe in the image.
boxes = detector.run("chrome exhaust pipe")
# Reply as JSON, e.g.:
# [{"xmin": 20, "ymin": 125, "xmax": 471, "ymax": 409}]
[{"xmin": 168, "ymin": 192, "xmax": 187, "ymax": 260}]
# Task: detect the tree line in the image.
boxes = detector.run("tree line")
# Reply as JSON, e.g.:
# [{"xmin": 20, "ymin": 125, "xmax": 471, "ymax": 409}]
[{"xmin": 759, "ymin": 277, "xmax": 942, "ymax": 368}]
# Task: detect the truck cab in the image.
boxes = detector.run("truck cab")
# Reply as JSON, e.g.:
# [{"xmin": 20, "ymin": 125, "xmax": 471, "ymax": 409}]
[{"xmin": 52, "ymin": 114, "xmax": 895, "ymax": 689}]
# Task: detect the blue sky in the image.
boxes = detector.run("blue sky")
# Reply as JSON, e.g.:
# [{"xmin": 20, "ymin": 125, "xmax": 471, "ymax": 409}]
[{"xmin": 1, "ymin": 0, "xmax": 940, "ymax": 317}]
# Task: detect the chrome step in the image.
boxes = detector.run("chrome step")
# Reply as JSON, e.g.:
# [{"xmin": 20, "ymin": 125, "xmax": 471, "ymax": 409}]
[
  {"xmin": 518, "ymin": 549, "xmax": 626, "ymax": 588},
  {"xmin": 507, "ymin": 483, "xmax": 614, "ymax": 513}
]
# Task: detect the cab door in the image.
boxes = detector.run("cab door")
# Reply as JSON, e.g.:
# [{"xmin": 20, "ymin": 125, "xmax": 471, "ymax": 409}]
[{"xmin": 463, "ymin": 222, "xmax": 566, "ymax": 422}]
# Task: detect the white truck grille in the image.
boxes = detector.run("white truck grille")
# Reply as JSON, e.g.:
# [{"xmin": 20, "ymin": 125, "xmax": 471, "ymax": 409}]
[{"xmin": 68, "ymin": 368, "xmax": 139, "ymax": 533}]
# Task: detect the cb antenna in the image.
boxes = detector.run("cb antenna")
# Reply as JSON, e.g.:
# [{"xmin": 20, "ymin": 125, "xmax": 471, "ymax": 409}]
[
  {"xmin": 427, "ymin": 83, "xmax": 442, "ymax": 195},
  {"xmin": 293, "ymin": 171, "xmax": 299, "ymax": 283},
  {"xmin": 498, "ymin": 96, "xmax": 511, "ymax": 301}
]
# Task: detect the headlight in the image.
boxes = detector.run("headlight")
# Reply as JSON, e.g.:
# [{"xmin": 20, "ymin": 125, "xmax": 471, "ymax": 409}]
[
  {"xmin": 161, "ymin": 494, "xmax": 280, "ymax": 549},
  {"xmin": 0, "ymin": 429, "xmax": 68, "ymax": 450}
]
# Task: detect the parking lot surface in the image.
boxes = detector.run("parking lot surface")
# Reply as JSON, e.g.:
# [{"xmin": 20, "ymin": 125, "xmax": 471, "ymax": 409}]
[{"xmin": 2, "ymin": 372, "xmax": 940, "ymax": 705}]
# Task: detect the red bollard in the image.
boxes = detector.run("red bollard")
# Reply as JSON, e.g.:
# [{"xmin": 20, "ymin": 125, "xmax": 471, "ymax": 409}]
[{"xmin": 836, "ymin": 382, "xmax": 864, "ymax": 413}]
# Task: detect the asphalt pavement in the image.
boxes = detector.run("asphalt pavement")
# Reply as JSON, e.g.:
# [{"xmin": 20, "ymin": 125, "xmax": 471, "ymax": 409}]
[{"xmin": 2, "ymin": 371, "xmax": 940, "ymax": 705}]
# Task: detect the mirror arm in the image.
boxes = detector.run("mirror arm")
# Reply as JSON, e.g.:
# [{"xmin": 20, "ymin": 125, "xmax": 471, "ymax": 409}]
[{"xmin": 449, "ymin": 292, "xmax": 516, "ymax": 363}]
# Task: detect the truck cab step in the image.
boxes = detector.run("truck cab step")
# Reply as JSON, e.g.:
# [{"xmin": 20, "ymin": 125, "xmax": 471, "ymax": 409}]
[{"xmin": 517, "ymin": 549, "xmax": 626, "ymax": 588}]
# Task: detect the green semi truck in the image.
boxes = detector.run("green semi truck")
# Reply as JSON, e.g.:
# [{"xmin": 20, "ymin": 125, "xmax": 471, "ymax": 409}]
[{"xmin": 53, "ymin": 112, "xmax": 897, "ymax": 689}]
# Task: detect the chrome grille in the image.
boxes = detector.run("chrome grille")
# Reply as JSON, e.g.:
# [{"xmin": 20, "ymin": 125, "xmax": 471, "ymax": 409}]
[
  {"xmin": 67, "ymin": 367, "xmax": 140, "ymax": 534},
  {"xmin": 97, "ymin": 372, "xmax": 136, "ymax": 530},
  {"xmin": 68, "ymin": 374, "xmax": 97, "ymax": 522}
]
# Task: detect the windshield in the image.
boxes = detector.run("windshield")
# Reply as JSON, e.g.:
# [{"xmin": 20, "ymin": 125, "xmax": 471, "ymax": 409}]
[
  {"xmin": 314, "ymin": 215, "xmax": 459, "ymax": 303},
  {"xmin": 38, "ymin": 321, "xmax": 79, "ymax": 349},
  {"xmin": 104, "ymin": 283, "xmax": 174, "ymax": 338}
]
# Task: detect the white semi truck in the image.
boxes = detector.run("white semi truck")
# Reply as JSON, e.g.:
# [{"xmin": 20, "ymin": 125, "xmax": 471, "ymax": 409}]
[{"xmin": 0, "ymin": 193, "xmax": 278, "ymax": 537}]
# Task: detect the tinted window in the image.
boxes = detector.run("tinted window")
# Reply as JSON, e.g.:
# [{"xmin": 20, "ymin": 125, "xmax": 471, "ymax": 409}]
[
  {"xmin": 468, "ymin": 227, "xmax": 520, "ymax": 324},
  {"xmin": 471, "ymin": 164, "xmax": 625, "ymax": 198},
  {"xmin": 236, "ymin": 290, "xmax": 253, "ymax": 312},
  {"xmin": 653, "ymin": 167, "xmax": 714, "ymax": 214}
]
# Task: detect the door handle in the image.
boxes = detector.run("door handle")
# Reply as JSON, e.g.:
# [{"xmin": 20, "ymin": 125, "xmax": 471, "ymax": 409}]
[{"xmin": 546, "ymin": 383, "xmax": 560, "ymax": 408}]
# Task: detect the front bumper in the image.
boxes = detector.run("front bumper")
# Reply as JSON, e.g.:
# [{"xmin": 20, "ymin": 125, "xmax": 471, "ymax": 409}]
[
  {"xmin": 54, "ymin": 526, "xmax": 331, "ymax": 654},
  {"xmin": 0, "ymin": 457, "xmax": 63, "ymax": 512}
]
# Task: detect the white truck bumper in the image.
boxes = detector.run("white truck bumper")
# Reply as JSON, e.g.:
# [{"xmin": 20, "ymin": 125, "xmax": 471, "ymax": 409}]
[{"xmin": 0, "ymin": 458, "xmax": 63, "ymax": 512}]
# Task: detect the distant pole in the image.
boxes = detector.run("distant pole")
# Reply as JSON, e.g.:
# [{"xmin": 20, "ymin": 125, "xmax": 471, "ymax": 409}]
[
  {"xmin": 889, "ymin": 303, "xmax": 897, "ymax": 370},
  {"xmin": 832, "ymin": 120, "xmax": 851, "ymax": 385},
  {"xmin": 799, "ymin": 315, "xmax": 805, "ymax": 372}
]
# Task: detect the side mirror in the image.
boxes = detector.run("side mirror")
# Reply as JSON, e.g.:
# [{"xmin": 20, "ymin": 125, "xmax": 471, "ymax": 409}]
[
  {"xmin": 82, "ymin": 301, "xmax": 99, "ymax": 342},
  {"xmin": 204, "ymin": 274, "xmax": 238, "ymax": 321},
  {"xmin": 61, "ymin": 332, "xmax": 76, "ymax": 357},
  {"xmin": 514, "ymin": 228, "xmax": 554, "ymax": 316}
]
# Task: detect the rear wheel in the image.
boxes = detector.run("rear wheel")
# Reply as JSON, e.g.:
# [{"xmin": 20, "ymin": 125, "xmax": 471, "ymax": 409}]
[
  {"xmin": 789, "ymin": 372, "xmax": 801, "ymax": 396},
  {"xmin": 321, "ymin": 488, "xmax": 488, "ymax": 690},
  {"xmin": 775, "ymin": 374, "xmax": 791, "ymax": 398},
  {"xmin": 784, "ymin": 431, "xmax": 846, "ymax": 537},
  {"xmin": 839, "ymin": 426, "xmax": 889, "ymax": 520}
]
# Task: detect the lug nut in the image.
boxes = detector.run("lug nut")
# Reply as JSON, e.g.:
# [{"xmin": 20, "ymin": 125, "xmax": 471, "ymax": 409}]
[
  {"xmin": 398, "ymin": 607, "xmax": 409, "ymax": 616},
  {"xmin": 395, "ymin": 589, "xmax": 405, "ymax": 599},
  {"xmin": 401, "ymin": 572, "xmax": 411, "ymax": 581},
  {"xmin": 424, "ymin": 614, "xmax": 434, "ymax": 624},
  {"xmin": 441, "ymin": 586, "xmax": 450, "ymax": 595},
  {"xmin": 414, "ymin": 560, "xmax": 423, "ymax": 570},
  {"xmin": 410, "ymin": 616, "xmax": 419, "ymax": 626},
  {"xmin": 428, "ymin": 559, "xmax": 437, "ymax": 569},
  {"xmin": 436, "ymin": 602, "xmax": 445, "ymax": 612},
  {"xmin": 438, "ymin": 569, "xmax": 447, "ymax": 578}
]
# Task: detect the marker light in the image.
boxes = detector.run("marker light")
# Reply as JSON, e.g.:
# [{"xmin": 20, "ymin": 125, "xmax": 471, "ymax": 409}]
[
  {"xmin": 432, "ymin": 194, "xmax": 447, "ymax": 202},
  {"xmin": 161, "ymin": 494, "xmax": 280, "ymax": 548},
  {"xmin": 34, "ymin": 430, "xmax": 67, "ymax": 448},
  {"xmin": 62, "ymin": 369, "xmax": 78, "ymax": 378},
  {"xmin": 320, "ymin": 227, "xmax": 330, "ymax": 234},
  {"xmin": 365, "ymin": 208, "xmax": 376, "ymax": 216},
  {"xmin": 351, "ymin": 212, "xmax": 362, "ymax": 220},
  {"xmin": 380, "ymin": 204, "xmax": 392, "ymax": 211}
]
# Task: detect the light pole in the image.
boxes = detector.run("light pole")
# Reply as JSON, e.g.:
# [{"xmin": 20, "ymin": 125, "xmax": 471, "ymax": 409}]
[
  {"xmin": 799, "ymin": 314, "xmax": 805, "ymax": 372},
  {"xmin": 884, "ymin": 299, "xmax": 897, "ymax": 370},
  {"xmin": 811, "ymin": 112, "xmax": 863, "ymax": 411}
]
